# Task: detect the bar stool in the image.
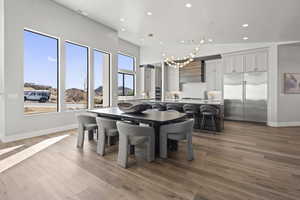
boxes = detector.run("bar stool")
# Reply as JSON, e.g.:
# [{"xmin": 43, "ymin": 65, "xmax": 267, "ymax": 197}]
[
  {"xmin": 183, "ymin": 104, "xmax": 200, "ymax": 128},
  {"xmin": 152, "ymin": 103, "xmax": 167, "ymax": 111},
  {"xmin": 199, "ymin": 105, "xmax": 219, "ymax": 132},
  {"xmin": 166, "ymin": 104, "xmax": 183, "ymax": 112}
]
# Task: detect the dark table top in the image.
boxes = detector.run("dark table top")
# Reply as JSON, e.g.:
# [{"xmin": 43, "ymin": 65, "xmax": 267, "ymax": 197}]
[{"xmin": 89, "ymin": 107, "xmax": 186, "ymax": 124}]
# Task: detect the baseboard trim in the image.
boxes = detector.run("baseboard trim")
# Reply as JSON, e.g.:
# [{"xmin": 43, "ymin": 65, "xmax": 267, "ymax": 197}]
[
  {"xmin": 268, "ymin": 121, "xmax": 300, "ymax": 127},
  {"xmin": 1, "ymin": 124, "xmax": 78, "ymax": 143}
]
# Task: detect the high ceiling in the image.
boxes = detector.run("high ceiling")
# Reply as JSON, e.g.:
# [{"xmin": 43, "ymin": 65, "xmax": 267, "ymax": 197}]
[{"xmin": 52, "ymin": 0, "xmax": 300, "ymax": 47}]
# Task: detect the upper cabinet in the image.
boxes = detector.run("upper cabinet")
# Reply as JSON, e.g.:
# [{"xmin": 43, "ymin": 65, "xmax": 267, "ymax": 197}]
[
  {"xmin": 223, "ymin": 48, "xmax": 268, "ymax": 74},
  {"xmin": 234, "ymin": 55, "xmax": 244, "ymax": 73},
  {"xmin": 223, "ymin": 56, "xmax": 234, "ymax": 74},
  {"xmin": 206, "ymin": 60, "xmax": 223, "ymax": 91},
  {"xmin": 245, "ymin": 50, "xmax": 268, "ymax": 72},
  {"xmin": 255, "ymin": 51, "xmax": 268, "ymax": 71},
  {"xmin": 223, "ymin": 55, "xmax": 244, "ymax": 74}
]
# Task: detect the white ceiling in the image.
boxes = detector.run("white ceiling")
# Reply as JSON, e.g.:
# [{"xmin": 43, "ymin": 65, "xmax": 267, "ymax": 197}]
[{"xmin": 52, "ymin": 0, "xmax": 300, "ymax": 48}]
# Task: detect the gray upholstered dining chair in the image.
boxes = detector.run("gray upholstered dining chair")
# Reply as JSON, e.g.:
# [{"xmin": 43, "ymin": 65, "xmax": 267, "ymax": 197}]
[
  {"xmin": 159, "ymin": 119, "xmax": 194, "ymax": 161},
  {"xmin": 76, "ymin": 113, "xmax": 98, "ymax": 148},
  {"xmin": 116, "ymin": 121, "xmax": 155, "ymax": 168},
  {"xmin": 96, "ymin": 117, "xmax": 119, "ymax": 156}
]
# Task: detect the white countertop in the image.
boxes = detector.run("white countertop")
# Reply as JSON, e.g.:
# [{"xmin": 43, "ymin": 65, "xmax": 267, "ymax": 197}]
[{"xmin": 140, "ymin": 99, "xmax": 224, "ymax": 105}]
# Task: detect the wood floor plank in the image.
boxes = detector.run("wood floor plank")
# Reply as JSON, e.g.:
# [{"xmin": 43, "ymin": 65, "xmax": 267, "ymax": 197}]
[{"xmin": 0, "ymin": 121, "xmax": 300, "ymax": 200}]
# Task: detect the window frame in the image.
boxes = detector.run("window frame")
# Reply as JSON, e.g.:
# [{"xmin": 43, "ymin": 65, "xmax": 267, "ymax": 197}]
[
  {"xmin": 64, "ymin": 40, "xmax": 89, "ymax": 111},
  {"xmin": 93, "ymin": 48, "xmax": 111, "ymax": 108},
  {"xmin": 117, "ymin": 52, "xmax": 136, "ymax": 97},
  {"xmin": 23, "ymin": 29, "xmax": 60, "ymax": 115},
  {"xmin": 118, "ymin": 72, "xmax": 135, "ymax": 96}
]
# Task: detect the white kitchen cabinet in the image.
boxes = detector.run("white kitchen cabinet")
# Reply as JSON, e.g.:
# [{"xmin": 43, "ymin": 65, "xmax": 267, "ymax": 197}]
[
  {"xmin": 245, "ymin": 50, "xmax": 268, "ymax": 72},
  {"xmin": 256, "ymin": 51, "xmax": 268, "ymax": 71},
  {"xmin": 206, "ymin": 61, "xmax": 216, "ymax": 91},
  {"xmin": 224, "ymin": 48, "xmax": 268, "ymax": 74},
  {"xmin": 223, "ymin": 55, "xmax": 244, "ymax": 74},
  {"xmin": 206, "ymin": 60, "xmax": 223, "ymax": 91},
  {"xmin": 245, "ymin": 53, "xmax": 256, "ymax": 72},
  {"xmin": 215, "ymin": 60, "xmax": 223, "ymax": 91},
  {"xmin": 223, "ymin": 56, "xmax": 234, "ymax": 74},
  {"xmin": 233, "ymin": 54, "xmax": 244, "ymax": 73}
]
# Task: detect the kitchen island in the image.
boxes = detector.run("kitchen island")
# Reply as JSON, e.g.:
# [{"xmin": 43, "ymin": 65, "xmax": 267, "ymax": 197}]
[{"xmin": 126, "ymin": 99, "xmax": 224, "ymax": 132}]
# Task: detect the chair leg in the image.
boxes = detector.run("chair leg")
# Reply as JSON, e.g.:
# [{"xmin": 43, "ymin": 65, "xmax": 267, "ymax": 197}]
[
  {"xmin": 201, "ymin": 115, "xmax": 205, "ymax": 130},
  {"xmin": 88, "ymin": 130, "xmax": 94, "ymax": 141},
  {"xmin": 160, "ymin": 131, "xmax": 168, "ymax": 159},
  {"xmin": 147, "ymin": 135, "xmax": 155, "ymax": 162},
  {"xmin": 118, "ymin": 135, "xmax": 129, "ymax": 168},
  {"xmin": 97, "ymin": 130, "xmax": 106, "ymax": 156},
  {"xmin": 187, "ymin": 133, "xmax": 194, "ymax": 161},
  {"xmin": 107, "ymin": 135, "xmax": 111, "ymax": 146},
  {"xmin": 211, "ymin": 116, "xmax": 217, "ymax": 132},
  {"xmin": 77, "ymin": 127, "xmax": 85, "ymax": 148}
]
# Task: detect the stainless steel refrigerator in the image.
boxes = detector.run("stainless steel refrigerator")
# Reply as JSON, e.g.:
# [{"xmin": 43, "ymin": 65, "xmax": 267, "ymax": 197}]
[{"xmin": 224, "ymin": 72, "xmax": 267, "ymax": 122}]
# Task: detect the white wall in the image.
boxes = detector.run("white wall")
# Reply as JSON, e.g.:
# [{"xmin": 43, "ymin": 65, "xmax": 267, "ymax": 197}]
[
  {"xmin": 118, "ymin": 39, "xmax": 141, "ymax": 100},
  {"xmin": 1, "ymin": 0, "xmax": 140, "ymax": 142},
  {"xmin": 267, "ymin": 44, "xmax": 279, "ymax": 125},
  {"xmin": 277, "ymin": 43, "xmax": 300, "ymax": 125},
  {"xmin": 0, "ymin": 0, "xmax": 5, "ymax": 139},
  {"xmin": 181, "ymin": 82, "xmax": 207, "ymax": 99}
]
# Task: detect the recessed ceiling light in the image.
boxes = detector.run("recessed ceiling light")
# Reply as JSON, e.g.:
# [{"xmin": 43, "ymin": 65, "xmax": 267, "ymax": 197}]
[
  {"xmin": 121, "ymin": 28, "xmax": 126, "ymax": 32},
  {"xmin": 159, "ymin": 41, "xmax": 163, "ymax": 45},
  {"xmin": 120, "ymin": 18, "xmax": 125, "ymax": 22},
  {"xmin": 208, "ymin": 38, "xmax": 213, "ymax": 42},
  {"xmin": 243, "ymin": 37, "xmax": 249, "ymax": 40},
  {"xmin": 242, "ymin": 24, "xmax": 249, "ymax": 28},
  {"xmin": 162, "ymin": 53, "xmax": 166, "ymax": 57},
  {"xmin": 185, "ymin": 3, "xmax": 192, "ymax": 8},
  {"xmin": 200, "ymin": 39, "xmax": 205, "ymax": 44},
  {"xmin": 180, "ymin": 40, "xmax": 185, "ymax": 44},
  {"xmin": 147, "ymin": 12, "xmax": 153, "ymax": 16}
]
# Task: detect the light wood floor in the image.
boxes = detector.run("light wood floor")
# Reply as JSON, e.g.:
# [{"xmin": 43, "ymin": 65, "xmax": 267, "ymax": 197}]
[{"xmin": 0, "ymin": 121, "xmax": 300, "ymax": 200}]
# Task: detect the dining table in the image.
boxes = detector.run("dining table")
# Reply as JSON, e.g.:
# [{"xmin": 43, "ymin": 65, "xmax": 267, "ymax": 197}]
[{"xmin": 88, "ymin": 107, "xmax": 187, "ymax": 157}]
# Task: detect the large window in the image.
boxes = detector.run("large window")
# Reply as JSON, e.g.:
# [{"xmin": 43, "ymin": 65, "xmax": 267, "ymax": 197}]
[
  {"xmin": 118, "ymin": 53, "xmax": 135, "ymax": 96},
  {"xmin": 24, "ymin": 30, "xmax": 58, "ymax": 115},
  {"xmin": 118, "ymin": 54, "xmax": 134, "ymax": 71},
  {"xmin": 118, "ymin": 73, "xmax": 135, "ymax": 96},
  {"xmin": 65, "ymin": 42, "xmax": 88, "ymax": 110},
  {"xmin": 94, "ymin": 50, "xmax": 110, "ymax": 108}
]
